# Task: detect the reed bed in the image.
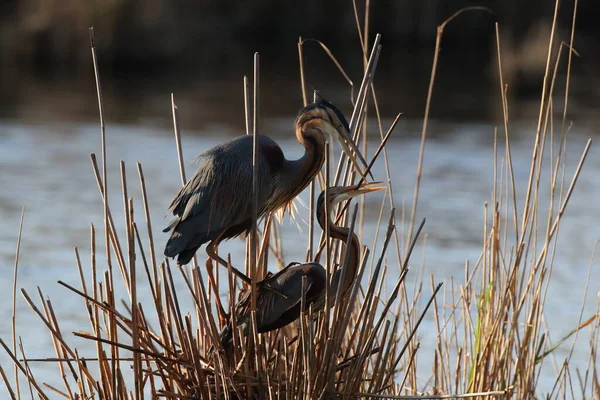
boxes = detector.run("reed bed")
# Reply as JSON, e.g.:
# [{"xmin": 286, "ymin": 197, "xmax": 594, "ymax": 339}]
[{"xmin": 2, "ymin": 0, "xmax": 599, "ymax": 399}]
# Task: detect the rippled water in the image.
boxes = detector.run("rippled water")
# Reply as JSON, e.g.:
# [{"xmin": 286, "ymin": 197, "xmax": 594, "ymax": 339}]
[{"xmin": 0, "ymin": 116, "xmax": 598, "ymax": 393}]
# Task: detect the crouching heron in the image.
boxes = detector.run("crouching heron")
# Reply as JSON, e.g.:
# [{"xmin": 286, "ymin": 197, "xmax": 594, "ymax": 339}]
[{"xmin": 219, "ymin": 182, "xmax": 384, "ymax": 348}]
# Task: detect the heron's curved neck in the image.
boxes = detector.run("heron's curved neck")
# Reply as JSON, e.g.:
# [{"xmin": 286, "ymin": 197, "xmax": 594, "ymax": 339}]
[
  {"xmin": 317, "ymin": 209, "xmax": 359, "ymax": 297},
  {"xmin": 281, "ymin": 122, "xmax": 326, "ymax": 198}
]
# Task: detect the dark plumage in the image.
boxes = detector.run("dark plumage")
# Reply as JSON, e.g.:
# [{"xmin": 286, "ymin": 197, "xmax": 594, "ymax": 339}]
[
  {"xmin": 163, "ymin": 94, "xmax": 369, "ymax": 271},
  {"xmin": 163, "ymin": 135, "xmax": 280, "ymax": 265},
  {"xmin": 219, "ymin": 183, "xmax": 384, "ymax": 349},
  {"xmin": 219, "ymin": 262, "xmax": 326, "ymax": 347}
]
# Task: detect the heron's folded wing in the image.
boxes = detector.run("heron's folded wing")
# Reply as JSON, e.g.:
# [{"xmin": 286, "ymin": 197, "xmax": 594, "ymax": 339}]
[
  {"xmin": 166, "ymin": 136, "xmax": 273, "ymax": 233},
  {"xmin": 256, "ymin": 265, "xmax": 316, "ymax": 328}
]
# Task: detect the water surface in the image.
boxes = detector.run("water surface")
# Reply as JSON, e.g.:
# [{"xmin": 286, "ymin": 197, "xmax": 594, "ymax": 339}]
[{"xmin": 0, "ymin": 115, "xmax": 598, "ymax": 394}]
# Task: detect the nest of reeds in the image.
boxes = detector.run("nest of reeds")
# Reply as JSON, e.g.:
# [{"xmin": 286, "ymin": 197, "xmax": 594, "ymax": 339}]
[{"xmin": 2, "ymin": 2, "xmax": 600, "ymax": 400}]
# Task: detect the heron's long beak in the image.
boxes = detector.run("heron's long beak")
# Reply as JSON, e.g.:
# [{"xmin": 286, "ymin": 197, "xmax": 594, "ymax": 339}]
[
  {"xmin": 328, "ymin": 182, "xmax": 385, "ymax": 210},
  {"xmin": 333, "ymin": 126, "xmax": 373, "ymax": 180},
  {"xmin": 343, "ymin": 182, "xmax": 386, "ymax": 198}
]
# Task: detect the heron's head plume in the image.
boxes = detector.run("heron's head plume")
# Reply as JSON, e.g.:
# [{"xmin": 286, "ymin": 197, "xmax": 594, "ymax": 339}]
[
  {"xmin": 295, "ymin": 94, "xmax": 350, "ymax": 135},
  {"xmin": 295, "ymin": 94, "xmax": 371, "ymax": 179}
]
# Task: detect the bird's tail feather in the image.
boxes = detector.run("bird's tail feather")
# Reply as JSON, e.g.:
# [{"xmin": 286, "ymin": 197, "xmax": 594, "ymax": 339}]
[
  {"xmin": 206, "ymin": 324, "xmax": 234, "ymax": 362},
  {"xmin": 163, "ymin": 220, "xmax": 208, "ymax": 262},
  {"xmin": 176, "ymin": 246, "xmax": 201, "ymax": 265},
  {"xmin": 220, "ymin": 323, "xmax": 233, "ymax": 347},
  {"xmin": 163, "ymin": 232, "xmax": 185, "ymax": 258},
  {"xmin": 213, "ymin": 324, "xmax": 235, "ymax": 363},
  {"xmin": 162, "ymin": 217, "xmax": 180, "ymax": 233}
]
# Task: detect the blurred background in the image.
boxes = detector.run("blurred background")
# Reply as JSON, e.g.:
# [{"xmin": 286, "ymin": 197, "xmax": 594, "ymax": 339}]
[
  {"xmin": 0, "ymin": 0, "xmax": 598, "ymax": 125},
  {"xmin": 0, "ymin": 0, "xmax": 599, "ymax": 393}
]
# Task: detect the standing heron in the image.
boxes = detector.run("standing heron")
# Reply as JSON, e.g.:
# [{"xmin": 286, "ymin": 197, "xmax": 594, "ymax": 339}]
[
  {"xmin": 219, "ymin": 182, "xmax": 384, "ymax": 347},
  {"xmin": 163, "ymin": 94, "xmax": 369, "ymax": 282}
]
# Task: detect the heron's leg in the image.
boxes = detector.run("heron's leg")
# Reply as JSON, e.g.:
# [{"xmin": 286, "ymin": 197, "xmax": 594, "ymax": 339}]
[
  {"xmin": 205, "ymin": 259, "xmax": 229, "ymax": 326},
  {"xmin": 206, "ymin": 242, "xmax": 288, "ymax": 300},
  {"xmin": 206, "ymin": 239, "xmax": 252, "ymax": 285}
]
